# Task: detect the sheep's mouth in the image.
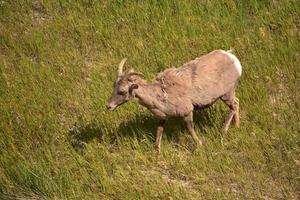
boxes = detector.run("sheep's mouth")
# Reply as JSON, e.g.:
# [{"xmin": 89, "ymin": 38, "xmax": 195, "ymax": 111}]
[
  {"xmin": 107, "ymin": 101, "xmax": 127, "ymax": 111},
  {"xmin": 108, "ymin": 106, "xmax": 116, "ymax": 111}
]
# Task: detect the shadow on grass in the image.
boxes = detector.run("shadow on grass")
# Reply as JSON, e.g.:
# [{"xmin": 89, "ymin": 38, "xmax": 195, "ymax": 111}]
[
  {"xmin": 194, "ymin": 107, "xmax": 220, "ymax": 133},
  {"xmin": 69, "ymin": 108, "xmax": 218, "ymax": 154},
  {"xmin": 115, "ymin": 107, "xmax": 219, "ymax": 147},
  {"xmin": 116, "ymin": 114, "xmax": 183, "ymax": 143},
  {"xmin": 69, "ymin": 122, "xmax": 105, "ymax": 155}
]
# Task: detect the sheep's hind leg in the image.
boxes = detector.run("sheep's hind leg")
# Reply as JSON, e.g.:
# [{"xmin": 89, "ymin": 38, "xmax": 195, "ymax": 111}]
[
  {"xmin": 184, "ymin": 112, "xmax": 203, "ymax": 147},
  {"xmin": 232, "ymin": 97, "xmax": 240, "ymax": 128},
  {"xmin": 221, "ymin": 92, "xmax": 239, "ymax": 133}
]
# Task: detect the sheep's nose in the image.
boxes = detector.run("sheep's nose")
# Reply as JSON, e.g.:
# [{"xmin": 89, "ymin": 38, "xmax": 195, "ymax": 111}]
[
  {"xmin": 106, "ymin": 104, "xmax": 112, "ymax": 110},
  {"xmin": 106, "ymin": 103, "xmax": 115, "ymax": 111}
]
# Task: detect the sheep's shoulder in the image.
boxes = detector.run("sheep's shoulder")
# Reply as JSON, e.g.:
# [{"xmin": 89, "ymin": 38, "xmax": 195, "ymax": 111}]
[{"xmin": 156, "ymin": 67, "xmax": 191, "ymax": 93}]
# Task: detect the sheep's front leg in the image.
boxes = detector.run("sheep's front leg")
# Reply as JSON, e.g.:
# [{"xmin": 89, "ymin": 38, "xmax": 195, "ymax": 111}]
[
  {"xmin": 155, "ymin": 119, "xmax": 166, "ymax": 153},
  {"xmin": 184, "ymin": 113, "xmax": 203, "ymax": 147}
]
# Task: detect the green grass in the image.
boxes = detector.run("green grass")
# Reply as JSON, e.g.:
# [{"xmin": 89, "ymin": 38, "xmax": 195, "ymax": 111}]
[{"xmin": 0, "ymin": 0, "xmax": 299, "ymax": 199}]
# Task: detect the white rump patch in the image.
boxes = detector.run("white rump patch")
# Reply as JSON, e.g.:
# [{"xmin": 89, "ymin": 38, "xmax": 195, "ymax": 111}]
[{"xmin": 221, "ymin": 50, "xmax": 242, "ymax": 76}]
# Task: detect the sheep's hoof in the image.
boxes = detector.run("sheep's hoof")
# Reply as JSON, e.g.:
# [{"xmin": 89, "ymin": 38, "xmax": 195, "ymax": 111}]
[
  {"xmin": 221, "ymin": 126, "xmax": 229, "ymax": 133},
  {"xmin": 154, "ymin": 147, "xmax": 161, "ymax": 155},
  {"xmin": 198, "ymin": 140, "xmax": 203, "ymax": 147}
]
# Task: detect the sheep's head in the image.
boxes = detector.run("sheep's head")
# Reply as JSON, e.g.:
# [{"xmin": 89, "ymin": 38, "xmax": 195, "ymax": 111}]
[{"xmin": 106, "ymin": 59, "xmax": 143, "ymax": 111}]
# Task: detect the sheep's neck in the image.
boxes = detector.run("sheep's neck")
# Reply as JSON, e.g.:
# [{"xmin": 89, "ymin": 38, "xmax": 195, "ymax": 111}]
[{"xmin": 134, "ymin": 82, "xmax": 167, "ymax": 118}]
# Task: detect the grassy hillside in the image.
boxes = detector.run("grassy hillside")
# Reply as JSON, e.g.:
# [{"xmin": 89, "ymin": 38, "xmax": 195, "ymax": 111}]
[{"xmin": 0, "ymin": 0, "xmax": 299, "ymax": 199}]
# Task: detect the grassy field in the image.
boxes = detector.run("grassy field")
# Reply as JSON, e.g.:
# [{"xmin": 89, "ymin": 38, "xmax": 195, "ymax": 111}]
[{"xmin": 1, "ymin": 0, "xmax": 299, "ymax": 199}]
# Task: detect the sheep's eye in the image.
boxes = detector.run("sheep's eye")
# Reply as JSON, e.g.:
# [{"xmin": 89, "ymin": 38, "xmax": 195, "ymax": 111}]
[{"xmin": 117, "ymin": 91, "xmax": 126, "ymax": 95}]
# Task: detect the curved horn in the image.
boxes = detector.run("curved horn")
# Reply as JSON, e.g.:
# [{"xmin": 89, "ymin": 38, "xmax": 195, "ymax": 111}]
[{"xmin": 118, "ymin": 58, "xmax": 127, "ymax": 76}]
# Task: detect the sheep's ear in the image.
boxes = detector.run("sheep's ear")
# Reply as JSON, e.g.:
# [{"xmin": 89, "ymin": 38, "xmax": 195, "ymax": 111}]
[
  {"xmin": 128, "ymin": 68, "xmax": 135, "ymax": 73},
  {"xmin": 129, "ymin": 84, "xmax": 138, "ymax": 95},
  {"xmin": 127, "ymin": 72, "xmax": 144, "ymax": 82},
  {"xmin": 128, "ymin": 72, "xmax": 144, "ymax": 78}
]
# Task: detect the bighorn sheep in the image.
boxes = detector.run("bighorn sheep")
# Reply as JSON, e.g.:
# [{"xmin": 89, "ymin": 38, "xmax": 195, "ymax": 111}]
[{"xmin": 107, "ymin": 50, "xmax": 242, "ymax": 153}]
